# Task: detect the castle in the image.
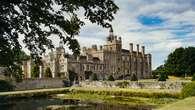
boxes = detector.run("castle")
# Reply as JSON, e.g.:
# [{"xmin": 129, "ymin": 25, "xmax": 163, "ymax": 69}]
[{"xmin": 22, "ymin": 28, "xmax": 152, "ymax": 80}]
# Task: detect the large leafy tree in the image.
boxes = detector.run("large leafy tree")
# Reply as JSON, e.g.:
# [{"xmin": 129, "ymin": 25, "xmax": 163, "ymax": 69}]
[
  {"xmin": 0, "ymin": 0, "xmax": 118, "ymax": 77},
  {"xmin": 155, "ymin": 47, "xmax": 195, "ymax": 76},
  {"xmin": 0, "ymin": 0, "xmax": 118, "ymax": 58}
]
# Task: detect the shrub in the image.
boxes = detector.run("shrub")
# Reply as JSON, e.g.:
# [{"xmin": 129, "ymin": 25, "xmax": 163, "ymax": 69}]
[
  {"xmin": 12, "ymin": 66, "xmax": 24, "ymax": 82},
  {"xmin": 31, "ymin": 65, "xmax": 39, "ymax": 78},
  {"xmin": 181, "ymin": 82, "xmax": 195, "ymax": 98},
  {"xmin": 0, "ymin": 80, "xmax": 14, "ymax": 92},
  {"xmin": 152, "ymin": 72, "xmax": 158, "ymax": 79},
  {"xmin": 192, "ymin": 73, "xmax": 195, "ymax": 81},
  {"xmin": 158, "ymin": 73, "xmax": 167, "ymax": 81},
  {"xmin": 107, "ymin": 75, "xmax": 115, "ymax": 81},
  {"xmin": 45, "ymin": 67, "xmax": 52, "ymax": 78},
  {"xmin": 131, "ymin": 74, "xmax": 138, "ymax": 81},
  {"xmin": 90, "ymin": 73, "xmax": 98, "ymax": 81},
  {"xmin": 69, "ymin": 70, "xmax": 78, "ymax": 81}
]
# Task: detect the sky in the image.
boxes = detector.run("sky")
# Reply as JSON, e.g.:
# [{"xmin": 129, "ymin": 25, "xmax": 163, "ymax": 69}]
[
  {"xmin": 20, "ymin": 0, "xmax": 195, "ymax": 70},
  {"xmin": 76, "ymin": 0, "xmax": 195, "ymax": 70}
]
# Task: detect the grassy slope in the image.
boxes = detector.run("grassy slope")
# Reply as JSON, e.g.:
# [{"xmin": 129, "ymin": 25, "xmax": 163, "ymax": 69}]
[{"xmin": 157, "ymin": 97, "xmax": 195, "ymax": 110}]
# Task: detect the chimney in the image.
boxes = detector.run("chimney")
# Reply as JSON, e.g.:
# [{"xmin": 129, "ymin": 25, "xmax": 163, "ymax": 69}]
[
  {"xmin": 100, "ymin": 45, "xmax": 103, "ymax": 50},
  {"xmin": 137, "ymin": 44, "xmax": 139, "ymax": 55},
  {"xmin": 141, "ymin": 46, "xmax": 145, "ymax": 55},
  {"xmin": 130, "ymin": 43, "xmax": 133, "ymax": 53}
]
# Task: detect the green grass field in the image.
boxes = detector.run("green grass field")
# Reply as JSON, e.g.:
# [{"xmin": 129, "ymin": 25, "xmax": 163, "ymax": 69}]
[{"xmin": 157, "ymin": 97, "xmax": 195, "ymax": 110}]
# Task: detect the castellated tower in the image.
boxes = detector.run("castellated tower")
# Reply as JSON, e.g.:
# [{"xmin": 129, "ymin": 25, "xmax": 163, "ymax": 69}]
[{"xmin": 104, "ymin": 27, "xmax": 122, "ymax": 52}]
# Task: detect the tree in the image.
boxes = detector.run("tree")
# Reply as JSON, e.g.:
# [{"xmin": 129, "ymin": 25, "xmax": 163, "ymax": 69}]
[
  {"xmin": 158, "ymin": 73, "xmax": 167, "ymax": 81},
  {"xmin": 45, "ymin": 67, "xmax": 52, "ymax": 78},
  {"xmin": 107, "ymin": 75, "xmax": 115, "ymax": 81},
  {"xmin": 90, "ymin": 73, "xmax": 98, "ymax": 81},
  {"xmin": 158, "ymin": 47, "xmax": 195, "ymax": 76},
  {"xmin": 131, "ymin": 74, "xmax": 138, "ymax": 81},
  {"xmin": 1, "ymin": 0, "xmax": 118, "ymax": 59},
  {"xmin": 0, "ymin": 0, "xmax": 118, "ymax": 80},
  {"xmin": 31, "ymin": 65, "xmax": 39, "ymax": 78},
  {"xmin": 0, "ymin": 49, "xmax": 29, "ymax": 82}
]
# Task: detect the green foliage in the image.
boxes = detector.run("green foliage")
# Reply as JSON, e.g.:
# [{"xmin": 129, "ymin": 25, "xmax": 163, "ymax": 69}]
[
  {"xmin": 69, "ymin": 70, "xmax": 78, "ymax": 81},
  {"xmin": 158, "ymin": 73, "xmax": 167, "ymax": 81},
  {"xmin": 162, "ymin": 47, "xmax": 195, "ymax": 76},
  {"xmin": 107, "ymin": 75, "xmax": 115, "ymax": 81},
  {"xmin": 0, "ymin": 0, "xmax": 118, "ymax": 62},
  {"xmin": 31, "ymin": 65, "xmax": 40, "ymax": 78},
  {"xmin": 0, "ymin": 49, "xmax": 29, "ymax": 81},
  {"xmin": 0, "ymin": 80, "xmax": 14, "ymax": 92},
  {"xmin": 14, "ymin": 66, "xmax": 24, "ymax": 82},
  {"xmin": 90, "ymin": 73, "xmax": 98, "ymax": 81},
  {"xmin": 131, "ymin": 74, "xmax": 138, "ymax": 81},
  {"xmin": 181, "ymin": 82, "xmax": 195, "ymax": 98},
  {"xmin": 1, "ymin": 0, "xmax": 118, "ymax": 84},
  {"xmin": 45, "ymin": 67, "xmax": 52, "ymax": 78},
  {"xmin": 8, "ymin": 65, "xmax": 24, "ymax": 82},
  {"xmin": 152, "ymin": 71, "xmax": 158, "ymax": 79},
  {"xmin": 192, "ymin": 73, "xmax": 195, "ymax": 81}
]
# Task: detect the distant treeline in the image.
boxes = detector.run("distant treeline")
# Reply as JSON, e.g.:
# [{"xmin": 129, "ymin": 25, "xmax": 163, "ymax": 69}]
[{"xmin": 154, "ymin": 47, "xmax": 195, "ymax": 76}]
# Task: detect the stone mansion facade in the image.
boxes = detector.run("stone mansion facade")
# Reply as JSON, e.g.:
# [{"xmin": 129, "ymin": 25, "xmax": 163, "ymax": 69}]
[{"xmin": 22, "ymin": 28, "xmax": 152, "ymax": 80}]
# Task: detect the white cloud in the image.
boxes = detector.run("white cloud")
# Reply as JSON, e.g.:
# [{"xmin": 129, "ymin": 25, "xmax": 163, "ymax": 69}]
[{"xmin": 75, "ymin": 0, "xmax": 195, "ymax": 69}]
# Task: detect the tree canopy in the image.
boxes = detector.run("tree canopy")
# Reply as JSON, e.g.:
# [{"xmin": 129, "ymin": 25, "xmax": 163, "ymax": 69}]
[
  {"xmin": 155, "ymin": 47, "xmax": 195, "ymax": 76},
  {"xmin": 0, "ymin": 0, "xmax": 118, "ymax": 60},
  {"xmin": 0, "ymin": 0, "xmax": 119, "ymax": 79}
]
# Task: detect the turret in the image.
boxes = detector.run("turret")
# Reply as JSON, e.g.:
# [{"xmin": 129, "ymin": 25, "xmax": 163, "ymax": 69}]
[
  {"xmin": 129, "ymin": 43, "xmax": 133, "ymax": 53},
  {"xmin": 141, "ymin": 46, "xmax": 145, "ymax": 55},
  {"xmin": 136, "ymin": 44, "xmax": 139, "ymax": 55}
]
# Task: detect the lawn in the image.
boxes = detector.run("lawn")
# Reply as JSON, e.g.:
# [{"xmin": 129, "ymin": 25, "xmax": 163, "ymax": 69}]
[{"xmin": 157, "ymin": 97, "xmax": 195, "ymax": 110}]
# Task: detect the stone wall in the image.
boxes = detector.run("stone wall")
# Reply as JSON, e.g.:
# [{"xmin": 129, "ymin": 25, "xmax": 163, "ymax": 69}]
[
  {"xmin": 15, "ymin": 78, "xmax": 66, "ymax": 90},
  {"xmin": 77, "ymin": 81, "xmax": 191, "ymax": 91}
]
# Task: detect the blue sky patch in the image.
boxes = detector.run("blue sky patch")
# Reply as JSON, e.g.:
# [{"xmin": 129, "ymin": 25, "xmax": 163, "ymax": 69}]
[
  {"xmin": 172, "ymin": 31, "xmax": 190, "ymax": 36},
  {"xmin": 138, "ymin": 15, "xmax": 164, "ymax": 26}
]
